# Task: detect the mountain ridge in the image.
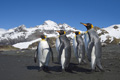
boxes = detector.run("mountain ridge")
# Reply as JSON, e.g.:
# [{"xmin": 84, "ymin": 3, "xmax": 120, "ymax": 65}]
[{"xmin": 0, "ymin": 20, "xmax": 120, "ymax": 49}]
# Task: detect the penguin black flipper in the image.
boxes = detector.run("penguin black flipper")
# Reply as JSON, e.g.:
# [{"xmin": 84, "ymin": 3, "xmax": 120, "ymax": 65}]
[
  {"xmin": 46, "ymin": 38, "xmax": 54, "ymax": 63},
  {"xmin": 76, "ymin": 44, "xmax": 80, "ymax": 58},
  {"xmin": 76, "ymin": 34, "xmax": 86, "ymax": 63},
  {"xmin": 34, "ymin": 46, "xmax": 38, "ymax": 63},
  {"xmin": 88, "ymin": 40, "xmax": 94, "ymax": 62},
  {"xmin": 65, "ymin": 47, "xmax": 71, "ymax": 68},
  {"xmin": 95, "ymin": 42, "xmax": 104, "ymax": 71},
  {"xmin": 58, "ymin": 41, "xmax": 64, "ymax": 63},
  {"xmin": 49, "ymin": 45, "xmax": 54, "ymax": 63}
]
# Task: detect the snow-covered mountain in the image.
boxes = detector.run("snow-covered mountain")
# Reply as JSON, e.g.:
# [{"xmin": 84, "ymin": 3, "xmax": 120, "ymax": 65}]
[
  {"xmin": 0, "ymin": 20, "xmax": 76, "ymax": 47},
  {"xmin": 0, "ymin": 28, "xmax": 6, "ymax": 34},
  {"xmin": 0, "ymin": 20, "xmax": 120, "ymax": 49},
  {"xmin": 96, "ymin": 24, "xmax": 120, "ymax": 44}
]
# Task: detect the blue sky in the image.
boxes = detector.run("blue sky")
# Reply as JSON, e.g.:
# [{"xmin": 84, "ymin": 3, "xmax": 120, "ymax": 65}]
[{"xmin": 0, "ymin": 0, "xmax": 120, "ymax": 31}]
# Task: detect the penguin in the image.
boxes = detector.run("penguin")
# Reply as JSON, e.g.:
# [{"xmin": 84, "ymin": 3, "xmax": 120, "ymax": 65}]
[
  {"xmin": 55, "ymin": 34, "xmax": 60, "ymax": 63},
  {"xmin": 34, "ymin": 35, "xmax": 54, "ymax": 71},
  {"xmin": 73, "ymin": 31, "xmax": 86, "ymax": 64},
  {"xmin": 57, "ymin": 30, "xmax": 71, "ymax": 71},
  {"xmin": 80, "ymin": 22, "xmax": 104, "ymax": 72},
  {"xmin": 83, "ymin": 31, "xmax": 90, "ymax": 56}
]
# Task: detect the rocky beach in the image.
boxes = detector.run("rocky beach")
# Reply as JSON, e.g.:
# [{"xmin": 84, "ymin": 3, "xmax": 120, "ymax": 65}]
[{"xmin": 0, "ymin": 44, "xmax": 120, "ymax": 80}]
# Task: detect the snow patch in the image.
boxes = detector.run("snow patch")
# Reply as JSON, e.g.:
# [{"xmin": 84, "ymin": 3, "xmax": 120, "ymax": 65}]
[
  {"xmin": 13, "ymin": 38, "xmax": 41, "ymax": 49},
  {"xmin": 0, "ymin": 28, "xmax": 7, "ymax": 34}
]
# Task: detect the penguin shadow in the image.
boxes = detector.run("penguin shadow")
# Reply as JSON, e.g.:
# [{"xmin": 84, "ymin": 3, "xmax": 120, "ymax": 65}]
[
  {"xmin": 27, "ymin": 65, "xmax": 52, "ymax": 73},
  {"xmin": 27, "ymin": 66, "xmax": 40, "ymax": 70},
  {"xmin": 49, "ymin": 63, "xmax": 91, "ymax": 73},
  {"xmin": 48, "ymin": 66, "xmax": 62, "ymax": 72},
  {"xmin": 26, "ymin": 63, "xmax": 91, "ymax": 73},
  {"xmin": 69, "ymin": 63, "xmax": 91, "ymax": 73},
  {"xmin": 26, "ymin": 65, "xmax": 61, "ymax": 73}
]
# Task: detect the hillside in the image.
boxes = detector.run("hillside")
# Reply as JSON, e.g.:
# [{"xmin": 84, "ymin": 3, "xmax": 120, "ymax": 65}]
[{"xmin": 0, "ymin": 20, "xmax": 120, "ymax": 50}]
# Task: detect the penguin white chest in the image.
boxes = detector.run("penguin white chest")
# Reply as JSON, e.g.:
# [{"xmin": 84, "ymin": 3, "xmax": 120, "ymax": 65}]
[
  {"xmin": 41, "ymin": 41, "xmax": 49, "ymax": 56},
  {"xmin": 38, "ymin": 40, "xmax": 50, "ymax": 63},
  {"xmin": 56, "ymin": 37, "xmax": 60, "ymax": 54},
  {"xmin": 91, "ymin": 46, "xmax": 96, "ymax": 68},
  {"xmin": 61, "ymin": 49, "xmax": 65, "ymax": 69}
]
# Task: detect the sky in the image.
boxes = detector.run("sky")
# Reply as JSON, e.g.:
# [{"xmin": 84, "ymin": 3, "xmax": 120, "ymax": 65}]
[{"xmin": 0, "ymin": 0, "xmax": 120, "ymax": 31}]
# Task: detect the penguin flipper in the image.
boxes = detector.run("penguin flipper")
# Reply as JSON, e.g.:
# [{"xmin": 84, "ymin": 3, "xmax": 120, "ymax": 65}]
[
  {"xmin": 58, "ymin": 42, "xmax": 64, "ymax": 63},
  {"xmin": 95, "ymin": 42, "xmax": 103, "ymax": 71},
  {"xmin": 77, "ymin": 43, "xmax": 82, "ymax": 57},
  {"xmin": 65, "ymin": 47, "xmax": 71, "ymax": 68},
  {"xmin": 47, "ymin": 39, "xmax": 54, "ymax": 63},
  {"xmin": 88, "ymin": 41, "xmax": 94, "ymax": 62},
  {"xmin": 34, "ymin": 48, "xmax": 38, "ymax": 63},
  {"xmin": 49, "ymin": 46, "xmax": 54, "ymax": 63}
]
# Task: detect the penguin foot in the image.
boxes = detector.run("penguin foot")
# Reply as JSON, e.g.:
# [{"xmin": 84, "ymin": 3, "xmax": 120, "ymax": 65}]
[
  {"xmin": 97, "ymin": 66, "xmax": 105, "ymax": 72},
  {"xmin": 99, "ymin": 69, "xmax": 105, "ymax": 72},
  {"xmin": 65, "ymin": 68, "xmax": 72, "ymax": 73},
  {"xmin": 43, "ymin": 66, "xmax": 49, "ymax": 72},
  {"xmin": 38, "ymin": 67, "xmax": 43, "ymax": 72},
  {"xmin": 90, "ymin": 70, "xmax": 96, "ymax": 73},
  {"xmin": 83, "ymin": 60, "xmax": 87, "ymax": 64},
  {"xmin": 61, "ymin": 69, "xmax": 66, "ymax": 73}
]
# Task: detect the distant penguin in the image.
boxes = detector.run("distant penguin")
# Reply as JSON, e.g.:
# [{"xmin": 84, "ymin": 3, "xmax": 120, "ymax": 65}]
[
  {"xmin": 57, "ymin": 30, "xmax": 71, "ymax": 71},
  {"xmin": 34, "ymin": 35, "xmax": 54, "ymax": 71},
  {"xmin": 81, "ymin": 22, "xmax": 104, "ymax": 71},
  {"xmin": 73, "ymin": 31, "xmax": 86, "ymax": 64}
]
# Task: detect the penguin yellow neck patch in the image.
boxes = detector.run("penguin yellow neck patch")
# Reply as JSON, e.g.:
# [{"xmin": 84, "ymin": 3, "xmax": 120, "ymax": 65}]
[
  {"xmin": 85, "ymin": 31, "xmax": 88, "ymax": 33},
  {"xmin": 75, "ymin": 35, "xmax": 76, "ymax": 37},
  {"xmin": 91, "ymin": 25, "xmax": 94, "ymax": 29},
  {"xmin": 41, "ymin": 39, "xmax": 46, "ymax": 41}
]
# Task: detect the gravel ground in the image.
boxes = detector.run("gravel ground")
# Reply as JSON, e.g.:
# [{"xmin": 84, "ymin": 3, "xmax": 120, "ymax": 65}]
[{"xmin": 0, "ymin": 44, "xmax": 120, "ymax": 80}]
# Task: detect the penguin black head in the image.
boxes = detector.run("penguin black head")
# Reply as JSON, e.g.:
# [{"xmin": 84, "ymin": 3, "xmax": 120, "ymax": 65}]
[
  {"xmin": 57, "ymin": 30, "xmax": 66, "ymax": 35},
  {"xmin": 40, "ymin": 35, "xmax": 46, "ymax": 40},
  {"xmin": 74, "ymin": 31, "xmax": 81, "ymax": 35},
  {"xmin": 80, "ymin": 22, "xmax": 93, "ymax": 30}
]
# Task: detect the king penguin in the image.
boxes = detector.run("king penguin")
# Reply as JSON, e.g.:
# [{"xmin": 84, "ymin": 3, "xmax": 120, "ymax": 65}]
[
  {"xmin": 73, "ymin": 31, "xmax": 86, "ymax": 64},
  {"xmin": 81, "ymin": 22, "xmax": 104, "ymax": 72},
  {"xmin": 55, "ymin": 33, "xmax": 60, "ymax": 63},
  {"xmin": 57, "ymin": 30, "xmax": 71, "ymax": 71},
  {"xmin": 34, "ymin": 35, "xmax": 54, "ymax": 71}
]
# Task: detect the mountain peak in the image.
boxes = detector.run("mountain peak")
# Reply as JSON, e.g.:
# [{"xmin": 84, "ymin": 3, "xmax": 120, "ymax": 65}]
[
  {"xmin": 14, "ymin": 24, "xmax": 27, "ymax": 32},
  {"xmin": 18, "ymin": 24, "xmax": 26, "ymax": 28},
  {"xmin": 0, "ymin": 28, "xmax": 6, "ymax": 34},
  {"xmin": 43, "ymin": 20, "xmax": 58, "ymax": 26}
]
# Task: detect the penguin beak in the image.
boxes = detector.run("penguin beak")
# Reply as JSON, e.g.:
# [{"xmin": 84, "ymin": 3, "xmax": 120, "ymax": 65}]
[
  {"xmin": 57, "ymin": 31, "xmax": 60, "ymax": 33},
  {"xmin": 80, "ymin": 22, "xmax": 87, "ymax": 26}
]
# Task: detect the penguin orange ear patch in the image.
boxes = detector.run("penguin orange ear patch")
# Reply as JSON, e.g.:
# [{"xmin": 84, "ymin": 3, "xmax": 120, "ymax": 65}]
[
  {"xmin": 91, "ymin": 25, "xmax": 94, "ymax": 28},
  {"xmin": 64, "ymin": 31, "xmax": 66, "ymax": 34},
  {"xmin": 45, "ymin": 36, "xmax": 47, "ymax": 38},
  {"xmin": 79, "ymin": 32, "xmax": 81, "ymax": 34}
]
